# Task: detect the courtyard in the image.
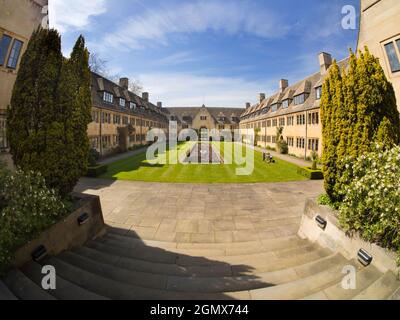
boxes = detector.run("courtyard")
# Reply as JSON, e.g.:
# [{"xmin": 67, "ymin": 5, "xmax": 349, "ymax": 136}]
[{"xmin": 99, "ymin": 142, "xmax": 308, "ymax": 184}]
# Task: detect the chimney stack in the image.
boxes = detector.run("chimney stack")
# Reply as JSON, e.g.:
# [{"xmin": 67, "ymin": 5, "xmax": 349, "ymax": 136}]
[
  {"xmin": 157, "ymin": 102, "xmax": 162, "ymax": 109},
  {"xmin": 259, "ymin": 93, "xmax": 266, "ymax": 103},
  {"xmin": 319, "ymin": 52, "xmax": 332, "ymax": 74},
  {"xmin": 142, "ymin": 92, "xmax": 149, "ymax": 102},
  {"xmin": 246, "ymin": 102, "xmax": 251, "ymax": 109},
  {"xmin": 279, "ymin": 79, "xmax": 289, "ymax": 93},
  {"xmin": 119, "ymin": 77, "xmax": 129, "ymax": 90}
]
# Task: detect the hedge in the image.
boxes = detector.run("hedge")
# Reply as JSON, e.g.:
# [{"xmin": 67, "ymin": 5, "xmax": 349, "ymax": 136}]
[
  {"xmin": 297, "ymin": 167, "xmax": 324, "ymax": 180},
  {"xmin": 86, "ymin": 164, "xmax": 108, "ymax": 177}
]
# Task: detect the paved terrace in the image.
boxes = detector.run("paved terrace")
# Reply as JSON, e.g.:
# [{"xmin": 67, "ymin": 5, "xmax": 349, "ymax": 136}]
[{"xmin": 75, "ymin": 179, "xmax": 324, "ymax": 243}]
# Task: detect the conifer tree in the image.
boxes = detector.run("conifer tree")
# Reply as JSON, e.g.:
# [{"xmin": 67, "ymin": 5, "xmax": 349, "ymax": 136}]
[
  {"xmin": 7, "ymin": 29, "xmax": 92, "ymax": 198},
  {"xmin": 321, "ymin": 48, "xmax": 400, "ymax": 202}
]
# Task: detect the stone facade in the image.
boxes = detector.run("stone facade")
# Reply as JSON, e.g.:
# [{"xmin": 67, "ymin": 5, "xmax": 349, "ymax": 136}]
[
  {"xmin": 88, "ymin": 72, "xmax": 170, "ymax": 157},
  {"xmin": 357, "ymin": 0, "xmax": 400, "ymax": 112},
  {"xmin": 0, "ymin": 0, "xmax": 47, "ymax": 153},
  {"xmin": 167, "ymin": 105, "xmax": 243, "ymax": 138},
  {"xmin": 239, "ymin": 53, "xmax": 348, "ymax": 159}
]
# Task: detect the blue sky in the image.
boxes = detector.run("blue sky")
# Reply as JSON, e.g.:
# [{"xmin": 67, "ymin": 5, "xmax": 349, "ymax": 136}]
[{"xmin": 49, "ymin": 0, "xmax": 359, "ymax": 107}]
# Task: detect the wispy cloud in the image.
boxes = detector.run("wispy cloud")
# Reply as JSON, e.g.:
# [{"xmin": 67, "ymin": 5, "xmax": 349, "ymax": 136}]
[
  {"xmin": 97, "ymin": 0, "xmax": 291, "ymax": 52},
  {"xmin": 153, "ymin": 51, "xmax": 199, "ymax": 66},
  {"xmin": 49, "ymin": 0, "xmax": 107, "ymax": 33},
  {"xmin": 136, "ymin": 72, "xmax": 277, "ymax": 107}
]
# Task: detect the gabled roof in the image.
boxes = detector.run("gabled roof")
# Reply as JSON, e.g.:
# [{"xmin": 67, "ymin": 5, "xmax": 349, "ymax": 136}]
[{"xmin": 167, "ymin": 106, "xmax": 244, "ymax": 125}]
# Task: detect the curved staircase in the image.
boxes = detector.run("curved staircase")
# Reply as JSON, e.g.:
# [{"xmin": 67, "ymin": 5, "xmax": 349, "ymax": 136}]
[{"xmin": 1, "ymin": 224, "xmax": 399, "ymax": 300}]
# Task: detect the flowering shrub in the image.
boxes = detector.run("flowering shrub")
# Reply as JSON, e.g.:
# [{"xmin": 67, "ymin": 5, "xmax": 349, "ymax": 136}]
[
  {"xmin": 338, "ymin": 145, "xmax": 400, "ymax": 263},
  {"xmin": 0, "ymin": 169, "xmax": 67, "ymax": 271}
]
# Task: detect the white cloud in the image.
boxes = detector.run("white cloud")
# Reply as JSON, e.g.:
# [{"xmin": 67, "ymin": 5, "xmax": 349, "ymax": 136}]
[
  {"xmin": 153, "ymin": 51, "xmax": 199, "ymax": 66},
  {"xmin": 98, "ymin": 0, "xmax": 290, "ymax": 52},
  {"xmin": 49, "ymin": 0, "xmax": 107, "ymax": 33},
  {"xmin": 136, "ymin": 72, "xmax": 276, "ymax": 108}
]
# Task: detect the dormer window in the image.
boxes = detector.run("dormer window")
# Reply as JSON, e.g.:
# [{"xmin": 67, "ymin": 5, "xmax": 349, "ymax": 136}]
[
  {"xmin": 130, "ymin": 102, "xmax": 136, "ymax": 110},
  {"xmin": 271, "ymin": 104, "xmax": 279, "ymax": 112},
  {"xmin": 119, "ymin": 98, "xmax": 126, "ymax": 107},
  {"xmin": 315, "ymin": 86, "xmax": 322, "ymax": 100},
  {"xmin": 294, "ymin": 93, "xmax": 308, "ymax": 105},
  {"xmin": 103, "ymin": 92, "xmax": 113, "ymax": 103},
  {"xmin": 282, "ymin": 100, "xmax": 290, "ymax": 109}
]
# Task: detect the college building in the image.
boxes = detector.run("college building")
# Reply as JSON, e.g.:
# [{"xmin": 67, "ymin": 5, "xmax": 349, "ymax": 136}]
[
  {"xmin": 239, "ymin": 0, "xmax": 400, "ymax": 159},
  {"xmin": 166, "ymin": 106, "xmax": 243, "ymax": 138},
  {"xmin": 0, "ymin": 0, "xmax": 47, "ymax": 164},
  {"xmin": 89, "ymin": 72, "xmax": 169, "ymax": 157}
]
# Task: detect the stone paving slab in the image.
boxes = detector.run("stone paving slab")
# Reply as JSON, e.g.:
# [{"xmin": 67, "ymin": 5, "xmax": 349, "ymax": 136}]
[{"xmin": 75, "ymin": 178, "xmax": 324, "ymax": 244}]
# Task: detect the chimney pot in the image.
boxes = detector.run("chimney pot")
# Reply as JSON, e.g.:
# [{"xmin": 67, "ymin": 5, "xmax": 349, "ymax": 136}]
[
  {"xmin": 259, "ymin": 93, "xmax": 266, "ymax": 103},
  {"xmin": 279, "ymin": 79, "xmax": 289, "ymax": 93},
  {"xmin": 246, "ymin": 102, "xmax": 251, "ymax": 109},
  {"xmin": 157, "ymin": 102, "xmax": 162, "ymax": 109},
  {"xmin": 319, "ymin": 52, "xmax": 332, "ymax": 74},
  {"xmin": 119, "ymin": 77, "xmax": 129, "ymax": 90},
  {"xmin": 142, "ymin": 92, "xmax": 149, "ymax": 102}
]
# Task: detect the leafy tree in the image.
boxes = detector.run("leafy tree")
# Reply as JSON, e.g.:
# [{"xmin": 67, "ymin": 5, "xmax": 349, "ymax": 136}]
[
  {"xmin": 321, "ymin": 48, "xmax": 400, "ymax": 202},
  {"xmin": 7, "ymin": 29, "xmax": 92, "ymax": 197}
]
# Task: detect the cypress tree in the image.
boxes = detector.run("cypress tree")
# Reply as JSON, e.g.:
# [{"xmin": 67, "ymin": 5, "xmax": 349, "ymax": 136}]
[
  {"xmin": 7, "ymin": 29, "xmax": 92, "ymax": 198},
  {"xmin": 321, "ymin": 48, "xmax": 400, "ymax": 203}
]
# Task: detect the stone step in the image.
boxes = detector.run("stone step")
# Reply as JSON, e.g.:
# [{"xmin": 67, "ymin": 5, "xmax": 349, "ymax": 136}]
[
  {"xmin": 353, "ymin": 271, "xmax": 400, "ymax": 300},
  {"xmin": 308, "ymin": 264, "xmax": 382, "ymax": 300},
  {"xmin": 3, "ymin": 269, "xmax": 56, "ymax": 300},
  {"xmin": 0, "ymin": 280, "xmax": 18, "ymax": 300},
  {"xmin": 21, "ymin": 261, "xmax": 108, "ymax": 300},
  {"xmin": 103, "ymin": 232, "xmax": 312, "ymax": 258},
  {"xmin": 60, "ymin": 244, "xmax": 344, "ymax": 294},
  {"xmin": 74, "ymin": 246, "xmax": 233, "ymax": 278},
  {"xmin": 249, "ymin": 260, "xmax": 352, "ymax": 300},
  {"xmin": 45, "ymin": 257, "xmax": 250, "ymax": 300}
]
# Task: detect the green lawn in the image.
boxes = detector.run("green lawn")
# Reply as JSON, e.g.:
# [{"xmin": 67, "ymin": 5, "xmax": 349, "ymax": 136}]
[{"xmin": 99, "ymin": 142, "xmax": 308, "ymax": 183}]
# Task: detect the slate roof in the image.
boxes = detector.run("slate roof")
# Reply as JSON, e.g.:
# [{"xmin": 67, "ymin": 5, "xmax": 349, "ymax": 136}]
[
  {"xmin": 90, "ymin": 72, "xmax": 169, "ymax": 123},
  {"xmin": 241, "ymin": 57, "xmax": 350, "ymax": 122}
]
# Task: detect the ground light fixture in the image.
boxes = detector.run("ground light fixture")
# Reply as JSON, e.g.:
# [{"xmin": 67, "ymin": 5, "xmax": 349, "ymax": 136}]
[
  {"xmin": 358, "ymin": 249, "xmax": 373, "ymax": 267},
  {"xmin": 31, "ymin": 245, "xmax": 47, "ymax": 262},
  {"xmin": 315, "ymin": 215, "xmax": 327, "ymax": 230},
  {"xmin": 77, "ymin": 213, "xmax": 90, "ymax": 226}
]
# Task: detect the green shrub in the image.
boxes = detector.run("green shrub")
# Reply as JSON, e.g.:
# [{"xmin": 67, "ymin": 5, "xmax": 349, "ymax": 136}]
[
  {"xmin": 0, "ymin": 170, "xmax": 67, "ymax": 271},
  {"xmin": 279, "ymin": 141, "xmax": 289, "ymax": 155},
  {"xmin": 317, "ymin": 193, "xmax": 336, "ymax": 209},
  {"xmin": 338, "ymin": 145, "xmax": 400, "ymax": 264},
  {"xmin": 297, "ymin": 167, "xmax": 324, "ymax": 180},
  {"xmin": 88, "ymin": 148, "xmax": 100, "ymax": 166},
  {"xmin": 86, "ymin": 164, "xmax": 108, "ymax": 177}
]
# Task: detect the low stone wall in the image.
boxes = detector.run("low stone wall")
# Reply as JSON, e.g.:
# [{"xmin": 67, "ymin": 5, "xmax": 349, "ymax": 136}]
[
  {"xmin": 298, "ymin": 199, "xmax": 399, "ymax": 274},
  {"xmin": 13, "ymin": 193, "xmax": 106, "ymax": 267}
]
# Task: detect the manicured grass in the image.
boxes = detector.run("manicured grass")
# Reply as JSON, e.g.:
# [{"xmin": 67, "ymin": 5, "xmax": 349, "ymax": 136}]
[{"xmin": 99, "ymin": 142, "xmax": 308, "ymax": 183}]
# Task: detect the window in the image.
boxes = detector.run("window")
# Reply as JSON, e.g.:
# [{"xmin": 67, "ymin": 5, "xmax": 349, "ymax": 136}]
[
  {"xmin": 272, "ymin": 136, "xmax": 277, "ymax": 143},
  {"xmin": 384, "ymin": 41, "xmax": 400, "ymax": 73},
  {"xmin": 0, "ymin": 35, "xmax": 12, "ymax": 66},
  {"xmin": 123, "ymin": 116, "xmax": 128, "ymax": 125},
  {"xmin": 119, "ymin": 98, "xmax": 126, "ymax": 107},
  {"xmin": 296, "ymin": 138, "xmax": 305, "ymax": 149},
  {"xmin": 6, "ymin": 39, "xmax": 23, "ymax": 69},
  {"xmin": 267, "ymin": 120, "xmax": 271, "ymax": 127},
  {"xmin": 315, "ymin": 86, "xmax": 322, "ymax": 100},
  {"xmin": 200, "ymin": 116, "xmax": 207, "ymax": 121},
  {"xmin": 271, "ymin": 104, "xmax": 278, "ymax": 112},
  {"xmin": 294, "ymin": 94, "xmax": 308, "ymax": 105},
  {"xmin": 272, "ymin": 119, "xmax": 277, "ymax": 127},
  {"xmin": 279, "ymin": 118, "xmax": 285, "ymax": 126},
  {"xmin": 287, "ymin": 137, "xmax": 294, "ymax": 147},
  {"xmin": 308, "ymin": 138, "xmax": 319, "ymax": 151},
  {"xmin": 266, "ymin": 136, "xmax": 272, "ymax": 143},
  {"xmin": 297, "ymin": 114, "xmax": 306, "ymax": 125},
  {"xmin": 92, "ymin": 111, "xmax": 99, "ymax": 123},
  {"xmin": 287, "ymin": 116, "xmax": 294, "ymax": 126},
  {"xmin": 130, "ymin": 102, "xmax": 137, "ymax": 110},
  {"xmin": 282, "ymin": 100, "xmax": 290, "ymax": 109},
  {"xmin": 103, "ymin": 92, "xmax": 114, "ymax": 103}
]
